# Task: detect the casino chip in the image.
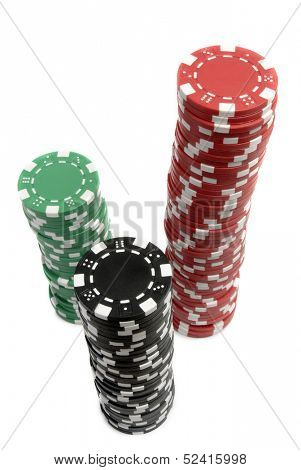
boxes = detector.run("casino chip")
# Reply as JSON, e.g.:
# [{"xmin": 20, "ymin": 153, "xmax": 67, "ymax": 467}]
[
  {"xmin": 166, "ymin": 45, "xmax": 278, "ymax": 337},
  {"xmin": 18, "ymin": 151, "xmax": 111, "ymax": 324},
  {"xmin": 74, "ymin": 237, "xmax": 175, "ymax": 434}
]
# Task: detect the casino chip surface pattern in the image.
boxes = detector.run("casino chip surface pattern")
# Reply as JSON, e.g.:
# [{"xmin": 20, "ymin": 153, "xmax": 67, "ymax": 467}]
[
  {"xmin": 165, "ymin": 45, "xmax": 278, "ymax": 337},
  {"xmin": 18, "ymin": 151, "xmax": 110, "ymax": 324},
  {"xmin": 74, "ymin": 237, "xmax": 175, "ymax": 434}
]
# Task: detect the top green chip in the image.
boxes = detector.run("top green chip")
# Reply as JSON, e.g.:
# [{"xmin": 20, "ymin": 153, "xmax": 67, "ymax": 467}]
[{"xmin": 18, "ymin": 151, "xmax": 100, "ymax": 217}]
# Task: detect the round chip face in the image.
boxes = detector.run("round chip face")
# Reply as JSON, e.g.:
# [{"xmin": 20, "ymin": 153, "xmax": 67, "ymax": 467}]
[
  {"xmin": 18, "ymin": 151, "xmax": 99, "ymax": 217},
  {"xmin": 74, "ymin": 237, "xmax": 172, "ymax": 320},
  {"xmin": 178, "ymin": 45, "xmax": 278, "ymax": 117}
]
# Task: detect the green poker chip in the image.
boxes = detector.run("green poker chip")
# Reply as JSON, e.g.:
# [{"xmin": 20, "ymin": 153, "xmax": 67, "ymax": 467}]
[
  {"xmin": 28, "ymin": 197, "xmax": 107, "ymax": 237},
  {"xmin": 43, "ymin": 261, "xmax": 74, "ymax": 288},
  {"xmin": 18, "ymin": 151, "xmax": 111, "ymax": 324},
  {"xmin": 18, "ymin": 151, "xmax": 100, "ymax": 217},
  {"xmin": 38, "ymin": 228, "xmax": 110, "ymax": 258},
  {"xmin": 49, "ymin": 287, "xmax": 80, "ymax": 316},
  {"xmin": 33, "ymin": 202, "xmax": 108, "ymax": 240},
  {"xmin": 56, "ymin": 308, "xmax": 81, "ymax": 324},
  {"xmin": 23, "ymin": 191, "xmax": 103, "ymax": 231},
  {"xmin": 48, "ymin": 280, "xmax": 77, "ymax": 300},
  {"xmin": 36, "ymin": 217, "xmax": 109, "ymax": 249},
  {"xmin": 49, "ymin": 286, "xmax": 78, "ymax": 309}
]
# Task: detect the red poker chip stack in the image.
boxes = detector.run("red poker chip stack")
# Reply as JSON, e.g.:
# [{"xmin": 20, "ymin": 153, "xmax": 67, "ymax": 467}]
[{"xmin": 165, "ymin": 45, "xmax": 278, "ymax": 338}]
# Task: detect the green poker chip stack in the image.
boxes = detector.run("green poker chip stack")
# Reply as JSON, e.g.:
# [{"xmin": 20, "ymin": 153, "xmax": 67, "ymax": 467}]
[{"xmin": 18, "ymin": 151, "xmax": 111, "ymax": 324}]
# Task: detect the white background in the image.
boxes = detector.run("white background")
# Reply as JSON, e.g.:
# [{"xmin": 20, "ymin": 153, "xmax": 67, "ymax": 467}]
[{"xmin": 0, "ymin": 0, "xmax": 300, "ymax": 468}]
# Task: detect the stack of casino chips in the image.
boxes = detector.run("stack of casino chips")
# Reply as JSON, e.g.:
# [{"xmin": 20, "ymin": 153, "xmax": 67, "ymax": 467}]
[
  {"xmin": 74, "ymin": 237, "xmax": 174, "ymax": 434},
  {"xmin": 18, "ymin": 151, "xmax": 110, "ymax": 324},
  {"xmin": 165, "ymin": 45, "xmax": 278, "ymax": 338}
]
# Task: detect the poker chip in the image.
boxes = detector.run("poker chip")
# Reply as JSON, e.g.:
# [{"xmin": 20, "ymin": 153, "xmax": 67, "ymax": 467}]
[
  {"xmin": 18, "ymin": 151, "xmax": 111, "ymax": 324},
  {"xmin": 166, "ymin": 46, "xmax": 278, "ymax": 338},
  {"xmin": 74, "ymin": 237, "xmax": 175, "ymax": 434}
]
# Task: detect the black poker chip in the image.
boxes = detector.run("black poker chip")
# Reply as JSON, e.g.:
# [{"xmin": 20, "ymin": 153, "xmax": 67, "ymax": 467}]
[{"xmin": 74, "ymin": 237, "xmax": 175, "ymax": 434}]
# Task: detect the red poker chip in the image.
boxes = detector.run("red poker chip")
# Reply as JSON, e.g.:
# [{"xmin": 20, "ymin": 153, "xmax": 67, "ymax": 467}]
[
  {"xmin": 174, "ymin": 299, "xmax": 235, "ymax": 320},
  {"xmin": 167, "ymin": 180, "xmax": 257, "ymax": 213},
  {"xmin": 178, "ymin": 111, "xmax": 275, "ymax": 146},
  {"xmin": 167, "ymin": 174, "xmax": 255, "ymax": 215},
  {"xmin": 167, "ymin": 245, "xmax": 246, "ymax": 276},
  {"xmin": 166, "ymin": 45, "xmax": 277, "ymax": 337},
  {"xmin": 177, "ymin": 101, "xmax": 276, "ymax": 136},
  {"xmin": 171, "ymin": 261, "xmax": 243, "ymax": 288},
  {"xmin": 167, "ymin": 197, "xmax": 252, "ymax": 225},
  {"xmin": 172, "ymin": 298, "xmax": 236, "ymax": 324},
  {"xmin": 173, "ymin": 283, "xmax": 238, "ymax": 307},
  {"xmin": 167, "ymin": 220, "xmax": 246, "ymax": 247},
  {"xmin": 169, "ymin": 158, "xmax": 260, "ymax": 193},
  {"xmin": 166, "ymin": 202, "xmax": 251, "ymax": 234},
  {"xmin": 172, "ymin": 279, "xmax": 239, "ymax": 308},
  {"xmin": 171, "ymin": 250, "xmax": 243, "ymax": 278},
  {"xmin": 177, "ymin": 45, "xmax": 277, "ymax": 118},
  {"xmin": 167, "ymin": 241, "xmax": 246, "ymax": 265},
  {"xmin": 172, "ymin": 146, "xmax": 265, "ymax": 180},
  {"xmin": 171, "ymin": 158, "xmax": 263, "ymax": 191},
  {"xmin": 168, "ymin": 242, "xmax": 246, "ymax": 270},
  {"xmin": 165, "ymin": 218, "xmax": 248, "ymax": 254},
  {"xmin": 178, "ymin": 118, "xmax": 275, "ymax": 152},
  {"xmin": 175, "ymin": 125, "xmax": 272, "ymax": 165},
  {"xmin": 165, "ymin": 209, "xmax": 249, "ymax": 242},
  {"xmin": 172, "ymin": 270, "xmax": 240, "ymax": 296},
  {"xmin": 175, "ymin": 121, "xmax": 274, "ymax": 158},
  {"xmin": 167, "ymin": 192, "xmax": 252, "ymax": 225},
  {"xmin": 173, "ymin": 310, "xmax": 235, "ymax": 338},
  {"xmin": 172, "ymin": 267, "xmax": 240, "ymax": 293},
  {"xmin": 177, "ymin": 112, "xmax": 275, "ymax": 145},
  {"xmin": 168, "ymin": 244, "xmax": 245, "ymax": 267},
  {"xmin": 177, "ymin": 90, "xmax": 278, "ymax": 125},
  {"xmin": 171, "ymin": 153, "xmax": 263, "ymax": 189},
  {"xmin": 170, "ymin": 163, "xmax": 260, "ymax": 198},
  {"xmin": 172, "ymin": 298, "xmax": 237, "ymax": 323},
  {"xmin": 172, "ymin": 277, "xmax": 237, "ymax": 302},
  {"xmin": 166, "ymin": 230, "xmax": 247, "ymax": 256},
  {"xmin": 167, "ymin": 236, "xmax": 246, "ymax": 263},
  {"xmin": 173, "ymin": 136, "xmax": 267, "ymax": 167}
]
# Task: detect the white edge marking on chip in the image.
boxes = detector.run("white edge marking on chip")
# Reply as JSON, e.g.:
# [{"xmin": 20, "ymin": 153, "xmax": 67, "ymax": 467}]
[
  {"xmin": 224, "ymin": 137, "xmax": 238, "ymax": 144},
  {"xmin": 259, "ymin": 87, "xmax": 275, "ymax": 102},
  {"xmin": 160, "ymin": 264, "xmax": 172, "ymax": 278},
  {"xmin": 92, "ymin": 241, "xmax": 107, "ymax": 254},
  {"xmin": 81, "ymin": 189, "xmax": 94, "ymax": 205},
  {"xmin": 182, "ymin": 54, "xmax": 197, "ymax": 66},
  {"xmin": 198, "ymin": 126, "xmax": 212, "ymax": 136},
  {"xmin": 57, "ymin": 151, "xmax": 70, "ymax": 158},
  {"xmin": 179, "ymin": 82, "xmax": 195, "ymax": 97},
  {"xmin": 86, "ymin": 162, "xmax": 96, "ymax": 173},
  {"xmin": 58, "ymin": 277, "xmax": 68, "ymax": 287},
  {"xmin": 213, "ymin": 320, "xmax": 224, "ymax": 334},
  {"xmin": 219, "ymin": 102, "xmax": 235, "ymax": 117},
  {"xmin": 214, "ymin": 123, "xmax": 230, "ymax": 134},
  {"xmin": 137, "ymin": 240, "xmax": 149, "ymax": 249},
  {"xmin": 178, "ymin": 322, "xmax": 189, "ymax": 335},
  {"xmin": 19, "ymin": 188, "xmax": 30, "ymax": 200},
  {"xmin": 219, "ymin": 44, "xmax": 236, "ymax": 52},
  {"xmin": 139, "ymin": 297, "xmax": 157, "ymax": 315},
  {"xmin": 46, "ymin": 205, "xmax": 59, "ymax": 217},
  {"xmin": 94, "ymin": 303, "xmax": 112, "ymax": 320},
  {"xmin": 25, "ymin": 161, "xmax": 37, "ymax": 172}
]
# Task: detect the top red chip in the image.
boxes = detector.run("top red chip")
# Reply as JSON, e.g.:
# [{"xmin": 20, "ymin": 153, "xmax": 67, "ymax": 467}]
[{"xmin": 177, "ymin": 45, "xmax": 278, "ymax": 118}]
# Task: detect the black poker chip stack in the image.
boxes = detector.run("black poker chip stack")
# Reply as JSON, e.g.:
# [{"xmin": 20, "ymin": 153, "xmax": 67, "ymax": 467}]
[{"xmin": 74, "ymin": 237, "xmax": 175, "ymax": 434}]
